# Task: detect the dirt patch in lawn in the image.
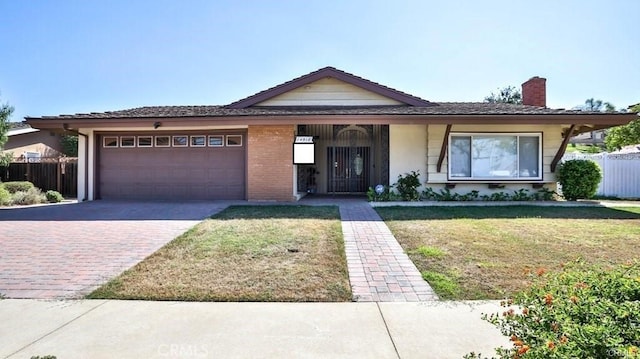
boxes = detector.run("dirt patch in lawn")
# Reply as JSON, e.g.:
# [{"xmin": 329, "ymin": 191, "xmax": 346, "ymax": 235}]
[
  {"xmin": 89, "ymin": 205, "xmax": 351, "ymax": 302},
  {"xmin": 376, "ymin": 206, "xmax": 640, "ymax": 300}
]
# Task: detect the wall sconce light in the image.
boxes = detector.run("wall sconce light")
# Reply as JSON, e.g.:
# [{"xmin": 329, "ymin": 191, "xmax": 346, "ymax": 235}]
[{"xmin": 153, "ymin": 122, "xmax": 161, "ymax": 129}]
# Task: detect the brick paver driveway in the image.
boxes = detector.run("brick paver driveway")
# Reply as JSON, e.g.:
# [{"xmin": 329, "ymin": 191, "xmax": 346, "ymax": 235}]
[{"xmin": 0, "ymin": 201, "xmax": 230, "ymax": 299}]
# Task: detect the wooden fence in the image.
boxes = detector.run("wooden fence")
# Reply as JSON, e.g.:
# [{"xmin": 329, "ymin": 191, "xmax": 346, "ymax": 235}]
[
  {"xmin": 0, "ymin": 158, "xmax": 78, "ymax": 197},
  {"xmin": 562, "ymin": 153, "xmax": 640, "ymax": 199}
]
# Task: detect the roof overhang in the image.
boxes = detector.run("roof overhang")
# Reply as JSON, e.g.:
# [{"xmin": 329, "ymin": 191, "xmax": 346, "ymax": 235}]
[{"xmin": 26, "ymin": 113, "xmax": 636, "ymax": 133}]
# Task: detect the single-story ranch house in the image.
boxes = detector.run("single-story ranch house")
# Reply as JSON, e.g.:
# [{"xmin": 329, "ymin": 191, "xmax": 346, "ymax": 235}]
[{"xmin": 26, "ymin": 67, "xmax": 636, "ymax": 202}]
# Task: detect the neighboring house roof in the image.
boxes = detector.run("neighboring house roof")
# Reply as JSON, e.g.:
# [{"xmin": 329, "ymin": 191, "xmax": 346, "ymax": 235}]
[{"xmin": 7, "ymin": 127, "xmax": 40, "ymax": 136}]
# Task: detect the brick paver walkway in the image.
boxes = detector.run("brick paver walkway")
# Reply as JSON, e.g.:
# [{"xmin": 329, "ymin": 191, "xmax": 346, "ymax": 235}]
[
  {"xmin": 339, "ymin": 202, "xmax": 438, "ymax": 302},
  {"xmin": 0, "ymin": 201, "xmax": 230, "ymax": 299}
]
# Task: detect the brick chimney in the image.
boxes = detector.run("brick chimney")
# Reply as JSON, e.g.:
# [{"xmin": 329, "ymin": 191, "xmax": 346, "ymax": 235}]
[{"xmin": 521, "ymin": 76, "xmax": 546, "ymax": 107}]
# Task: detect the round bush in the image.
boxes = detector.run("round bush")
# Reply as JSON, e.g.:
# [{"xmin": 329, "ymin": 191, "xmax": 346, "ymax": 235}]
[
  {"xmin": 556, "ymin": 159, "xmax": 601, "ymax": 201},
  {"xmin": 45, "ymin": 190, "xmax": 64, "ymax": 203}
]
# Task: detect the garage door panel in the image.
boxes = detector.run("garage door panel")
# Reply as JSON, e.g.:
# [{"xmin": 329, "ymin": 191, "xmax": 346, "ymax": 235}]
[{"xmin": 99, "ymin": 133, "xmax": 246, "ymax": 200}]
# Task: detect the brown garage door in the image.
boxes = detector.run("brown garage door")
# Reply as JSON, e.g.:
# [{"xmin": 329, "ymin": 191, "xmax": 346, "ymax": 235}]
[{"xmin": 98, "ymin": 132, "xmax": 246, "ymax": 200}]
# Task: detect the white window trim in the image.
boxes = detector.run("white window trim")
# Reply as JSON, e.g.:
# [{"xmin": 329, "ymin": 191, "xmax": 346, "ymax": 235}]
[
  {"xmin": 226, "ymin": 135, "xmax": 242, "ymax": 147},
  {"xmin": 137, "ymin": 136, "xmax": 153, "ymax": 147},
  {"xmin": 155, "ymin": 136, "xmax": 171, "ymax": 147},
  {"xmin": 208, "ymin": 135, "xmax": 224, "ymax": 147},
  {"xmin": 172, "ymin": 135, "xmax": 188, "ymax": 147},
  {"xmin": 190, "ymin": 135, "xmax": 206, "ymax": 147},
  {"xmin": 448, "ymin": 132, "xmax": 543, "ymax": 181},
  {"xmin": 120, "ymin": 136, "xmax": 136, "ymax": 148},
  {"xmin": 103, "ymin": 136, "xmax": 119, "ymax": 148}
]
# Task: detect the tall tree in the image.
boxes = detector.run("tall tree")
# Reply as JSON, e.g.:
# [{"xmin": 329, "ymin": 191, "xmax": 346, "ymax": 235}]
[
  {"xmin": 484, "ymin": 86, "xmax": 522, "ymax": 104},
  {"xmin": 0, "ymin": 96, "xmax": 15, "ymax": 167},
  {"xmin": 605, "ymin": 103, "xmax": 640, "ymax": 151}
]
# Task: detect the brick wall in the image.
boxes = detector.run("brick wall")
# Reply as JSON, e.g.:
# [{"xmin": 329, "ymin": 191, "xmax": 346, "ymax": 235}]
[
  {"xmin": 247, "ymin": 125, "xmax": 295, "ymax": 201},
  {"xmin": 522, "ymin": 76, "xmax": 547, "ymax": 107}
]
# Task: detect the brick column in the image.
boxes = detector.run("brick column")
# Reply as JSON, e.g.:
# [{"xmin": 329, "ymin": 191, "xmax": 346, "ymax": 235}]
[{"xmin": 247, "ymin": 125, "xmax": 295, "ymax": 201}]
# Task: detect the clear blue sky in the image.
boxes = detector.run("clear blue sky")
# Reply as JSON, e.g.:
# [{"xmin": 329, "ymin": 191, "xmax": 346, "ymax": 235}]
[{"xmin": 1, "ymin": 0, "xmax": 638, "ymax": 122}]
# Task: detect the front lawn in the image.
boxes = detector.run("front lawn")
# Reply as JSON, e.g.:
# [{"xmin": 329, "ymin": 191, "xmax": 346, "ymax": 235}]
[
  {"xmin": 89, "ymin": 205, "xmax": 351, "ymax": 302},
  {"xmin": 376, "ymin": 206, "xmax": 640, "ymax": 300}
]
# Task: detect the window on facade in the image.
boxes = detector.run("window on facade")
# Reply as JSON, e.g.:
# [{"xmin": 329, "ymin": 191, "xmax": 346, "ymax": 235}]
[
  {"xmin": 120, "ymin": 136, "xmax": 135, "ymax": 147},
  {"xmin": 155, "ymin": 136, "xmax": 170, "ymax": 147},
  {"xmin": 449, "ymin": 133, "xmax": 542, "ymax": 180},
  {"xmin": 190, "ymin": 135, "xmax": 206, "ymax": 147},
  {"xmin": 208, "ymin": 135, "xmax": 224, "ymax": 147},
  {"xmin": 226, "ymin": 135, "xmax": 242, "ymax": 147},
  {"xmin": 103, "ymin": 136, "xmax": 118, "ymax": 147},
  {"xmin": 137, "ymin": 136, "xmax": 153, "ymax": 147},
  {"xmin": 172, "ymin": 136, "xmax": 188, "ymax": 147}
]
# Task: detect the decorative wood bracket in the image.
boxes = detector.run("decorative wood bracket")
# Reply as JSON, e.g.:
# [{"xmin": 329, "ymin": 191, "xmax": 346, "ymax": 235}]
[
  {"xmin": 437, "ymin": 124, "xmax": 452, "ymax": 172},
  {"xmin": 550, "ymin": 124, "xmax": 576, "ymax": 172}
]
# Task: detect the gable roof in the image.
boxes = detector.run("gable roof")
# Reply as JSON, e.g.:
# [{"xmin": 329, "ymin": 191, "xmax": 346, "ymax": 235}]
[{"xmin": 225, "ymin": 66, "xmax": 435, "ymax": 108}]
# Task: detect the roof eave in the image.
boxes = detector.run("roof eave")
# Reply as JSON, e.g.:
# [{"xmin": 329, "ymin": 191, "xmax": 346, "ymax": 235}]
[{"xmin": 25, "ymin": 113, "xmax": 637, "ymax": 130}]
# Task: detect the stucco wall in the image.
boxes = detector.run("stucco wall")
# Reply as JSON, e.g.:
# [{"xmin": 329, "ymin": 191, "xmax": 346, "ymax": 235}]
[
  {"xmin": 247, "ymin": 125, "xmax": 295, "ymax": 201},
  {"xmin": 3, "ymin": 130, "xmax": 64, "ymax": 158},
  {"xmin": 389, "ymin": 124, "xmax": 428, "ymax": 188}
]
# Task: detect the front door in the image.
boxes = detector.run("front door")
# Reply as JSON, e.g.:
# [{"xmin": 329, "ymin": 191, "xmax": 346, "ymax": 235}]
[{"xmin": 327, "ymin": 126, "xmax": 372, "ymax": 193}]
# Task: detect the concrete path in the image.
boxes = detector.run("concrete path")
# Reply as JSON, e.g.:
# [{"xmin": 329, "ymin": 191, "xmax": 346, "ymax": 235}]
[
  {"xmin": 339, "ymin": 202, "xmax": 438, "ymax": 302},
  {"xmin": 0, "ymin": 299, "xmax": 508, "ymax": 359},
  {"xmin": 0, "ymin": 201, "xmax": 230, "ymax": 299}
]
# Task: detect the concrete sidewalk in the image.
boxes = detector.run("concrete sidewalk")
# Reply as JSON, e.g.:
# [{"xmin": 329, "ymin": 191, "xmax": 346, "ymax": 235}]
[{"xmin": 0, "ymin": 299, "xmax": 507, "ymax": 359}]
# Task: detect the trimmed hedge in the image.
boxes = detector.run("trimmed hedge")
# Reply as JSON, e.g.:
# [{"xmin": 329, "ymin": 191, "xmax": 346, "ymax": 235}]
[{"xmin": 557, "ymin": 159, "xmax": 602, "ymax": 201}]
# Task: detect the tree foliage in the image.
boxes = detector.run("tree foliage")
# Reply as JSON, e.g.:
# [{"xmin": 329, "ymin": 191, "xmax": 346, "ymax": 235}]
[
  {"xmin": 580, "ymin": 98, "xmax": 616, "ymax": 112},
  {"xmin": 605, "ymin": 103, "xmax": 640, "ymax": 151},
  {"xmin": 484, "ymin": 86, "xmax": 522, "ymax": 104},
  {"xmin": 0, "ymin": 97, "xmax": 15, "ymax": 167},
  {"xmin": 61, "ymin": 135, "xmax": 78, "ymax": 157}
]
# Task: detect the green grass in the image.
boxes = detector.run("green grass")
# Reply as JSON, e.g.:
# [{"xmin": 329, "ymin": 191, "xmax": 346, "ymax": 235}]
[
  {"xmin": 565, "ymin": 144, "xmax": 605, "ymax": 153},
  {"xmin": 89, "ymin": 205, "xmax": 351, "ymax": 302},
  {"xmin": 421, "ymin": 271, "xmax": 460, "ymax": 299},
  {"xmin": 376, "ymin": 206, "xmax": 640, "ymax": 300}
]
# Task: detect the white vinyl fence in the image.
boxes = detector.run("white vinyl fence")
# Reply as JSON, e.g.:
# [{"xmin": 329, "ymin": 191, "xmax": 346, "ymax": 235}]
[{"xmin": 561, "ymin": 153, "xmax": 640, "ymax": 199}]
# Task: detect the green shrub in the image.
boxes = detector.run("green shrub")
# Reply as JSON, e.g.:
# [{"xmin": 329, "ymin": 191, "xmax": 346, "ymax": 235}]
[
  {"xmin": 11, "ymin": 187, "xmax": 47, "ymax": 205},
  {"xmin": 0, "ymin": 186, "xmax": 11, "ymax": 206},
  {"xmin": 2, "ymin": 181, "xmax": 35, "ymax": 193},
  {"xmin": 557, "ymin": 159, "xmax": 602, "ymax": 201},
  {"xmin": 393, "ymin": 171, "xmax": 421, "ymax": 201},
  {"xmin": 45, "ymin": 190, "xmax": 64, "ymax": 203},
  {"xmin": 467, "ymin": 261, "xmax": 640, "ymax": 359},
  {"xmin": 366, "ymin": 185, "xmax": 396, "ymax": 202}
]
